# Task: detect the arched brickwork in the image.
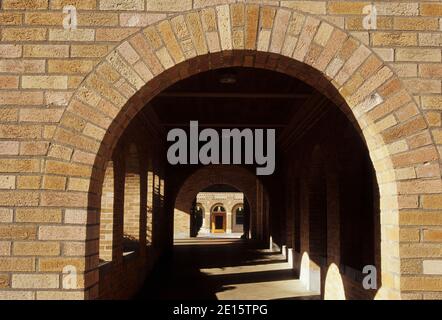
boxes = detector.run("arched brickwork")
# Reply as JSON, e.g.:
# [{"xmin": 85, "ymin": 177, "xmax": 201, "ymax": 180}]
[
  {"xmin": 7, "ymin": 3, "xmax": 438, "ymax": 299},
  {"xmin": 173, "ymin": 165, "xmax": 262, "ymax": 238},
  {"xmin": 231, "ymin": 203, "xmax": 245, "ymax": 234}
]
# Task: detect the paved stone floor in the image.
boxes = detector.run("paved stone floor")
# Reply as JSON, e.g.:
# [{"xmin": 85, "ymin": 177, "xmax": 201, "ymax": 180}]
[{"xmin": 136, "ymin": 238, "xmax": 319, "ymax": 300}]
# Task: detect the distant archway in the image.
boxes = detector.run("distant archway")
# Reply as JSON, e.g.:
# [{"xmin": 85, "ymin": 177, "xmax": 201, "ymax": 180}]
[{"xmin": 173, "ymin": 165, "xmax": 266, "ymax": 239}]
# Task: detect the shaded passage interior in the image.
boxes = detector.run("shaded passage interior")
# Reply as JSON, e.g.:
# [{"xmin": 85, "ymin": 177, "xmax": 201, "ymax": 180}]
[
  {"xmin": 136, "ymin": 238, "xmax": 319, "ymax": 300},
  {"xmin": 96, "ymin": 67, "xmax": 380, "ymax": 300}
]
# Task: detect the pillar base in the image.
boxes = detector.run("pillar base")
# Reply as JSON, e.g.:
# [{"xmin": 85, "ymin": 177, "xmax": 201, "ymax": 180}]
[{"xmin": 287, "ymin": 248, "xmax": 294, "ymax": 268}]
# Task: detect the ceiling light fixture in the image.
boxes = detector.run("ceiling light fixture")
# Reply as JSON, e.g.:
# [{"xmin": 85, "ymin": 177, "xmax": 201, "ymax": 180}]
[{"xmin": 219, "ymin": 72, "xmax": 237, "ymax": 84}]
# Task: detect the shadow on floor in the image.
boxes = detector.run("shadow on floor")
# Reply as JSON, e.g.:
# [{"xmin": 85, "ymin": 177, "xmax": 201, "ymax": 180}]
[{"xmin": 134, "ymin": 238, "xmax": 320, "ymax": 300}]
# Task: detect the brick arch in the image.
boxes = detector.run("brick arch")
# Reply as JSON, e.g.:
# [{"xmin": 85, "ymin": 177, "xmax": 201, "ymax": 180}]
[
  {"xmin": 173, "ymin": 165, "xmax": 263, "ymax": 239},
  {"xmin": 231, "ymin": 203, "xmax": 245, "ymax": 233},
  {"xmin": 210, "ymin": 203, "xmax": 227, "ymax": 212},
  {"xmin": 231, "ymin": 202, "xmax": 244, "ymax": 215},
  {"xmin": 174, "ymin": 165, "xmax": 260, "ymax": 214},
  {"xmin": 38, "ymin": 3, "xmax": 441, "ymax": 299},
  {"xmin": 195, "ymin": 202, "xmax": 205, "ymax": 213}
]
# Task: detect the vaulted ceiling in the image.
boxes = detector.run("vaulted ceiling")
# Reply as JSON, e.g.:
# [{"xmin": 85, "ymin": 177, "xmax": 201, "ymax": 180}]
[
  {"xmin": 151, "ymin": 67, "xmax": 314, "ymax": 127},
  {"xmin": 140, "ymin": 67, "xmax": 336, "ymax": 149}
]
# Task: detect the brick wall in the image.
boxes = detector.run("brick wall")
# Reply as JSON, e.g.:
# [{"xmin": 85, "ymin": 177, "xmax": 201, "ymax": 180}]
[
  {"xmin": 0, "ymin": 0, "xmax": 441, "ymax": 299},
  {"xmin": 99, "ymin": 161, "xmax": 114, "ymax": 262},
  {"xmin": 123, "ymin": 143, "xmax": 141, "ymax": 250}
]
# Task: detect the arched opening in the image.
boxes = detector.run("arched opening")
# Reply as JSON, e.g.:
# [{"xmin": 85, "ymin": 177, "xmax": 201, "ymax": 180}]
[
  {"xmin": 190, "ymin": 202, "xmax": 204, "ymax": 237},
  {"xmin": 96, "ymin": 120, "xmax": 162, "ymax": 299},
  {"xmin": 232, "ymin": 204, "xmax": 245, "ymax": 234},
  {"xmin": 99, "ymin": 161, "xmax": 114, "ymax": 263},
  {"xmin": 123, "ymin": 143, "xmax": 141, "ymax": 255},
  {"xmin": 97, "ymin": 65, "xmax": 382, "ymax": 300},
  {"xmin": 210, "ymin": 204, "xmax": 227, "ymax": 234},
  {"xmin": 173, "ymin": 166, "xmax": 262, "ymax": 241},
  {"xmin": 324, "ymin": 263, "xmax": 346, "ymax": 300}
]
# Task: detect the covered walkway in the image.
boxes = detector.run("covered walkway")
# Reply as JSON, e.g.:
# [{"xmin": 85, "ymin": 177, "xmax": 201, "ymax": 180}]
[{"xmin": 136, "ymin": 238, "xmax": 319, "ymax": 300}]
